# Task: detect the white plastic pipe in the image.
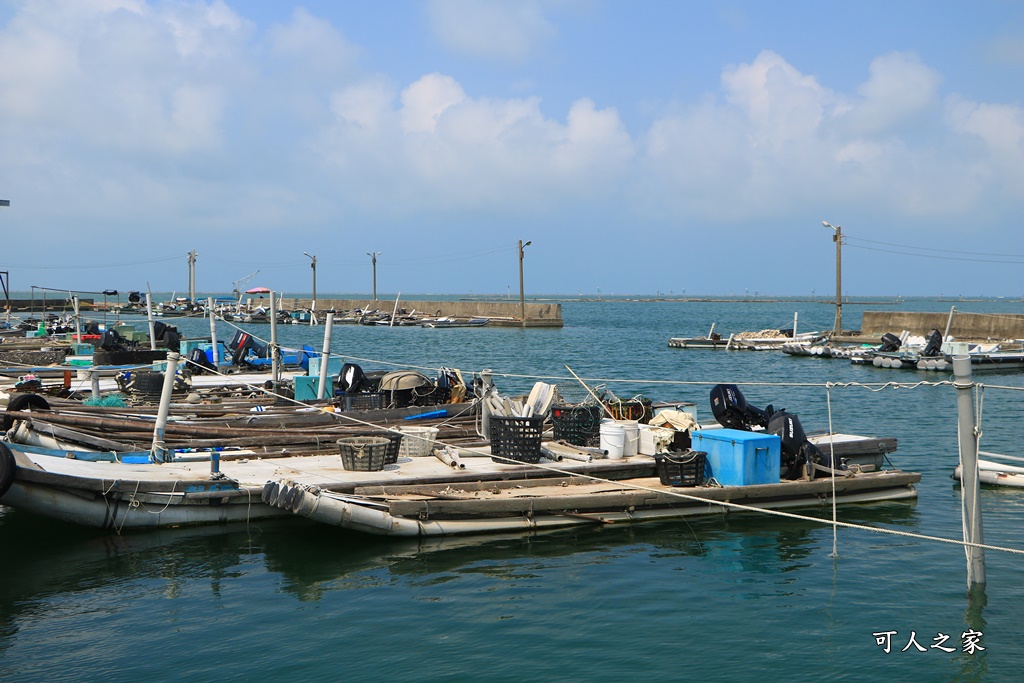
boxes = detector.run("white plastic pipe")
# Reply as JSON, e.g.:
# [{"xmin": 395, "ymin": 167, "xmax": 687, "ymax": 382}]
[
  {"xmin": 270, "ymin": 291, "xmax": 279, "ymax": 387},
  {"xmin": 151, "ymin": 352, "xmax": 180, "ymax": 463},
  {"xmin": 317, "ymin": 312, "xmax": 334, "ymax": 400},
  {"xmin": 207, "ymin": 296, "xmax": 219, "ymax": 365},
  {"xmin": 146, "ymin": 292, "xmax": 156, "ymax": 350}
]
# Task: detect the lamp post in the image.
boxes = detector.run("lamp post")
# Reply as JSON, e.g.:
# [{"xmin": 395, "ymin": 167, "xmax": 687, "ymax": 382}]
[
  {"xmin": 367, "ymin": 251, "xmax": 381, "ymax": 301},
  {"xmin": 822, "ymin": 220, "xmax": 843, "ymax": 335},
  {"xmin": 518, "ymin": 240, "xmax": 532, "ymax": 327},
  {"xmin": 303, "ymin": 252, "xmax": 317, "ymax": 311}
]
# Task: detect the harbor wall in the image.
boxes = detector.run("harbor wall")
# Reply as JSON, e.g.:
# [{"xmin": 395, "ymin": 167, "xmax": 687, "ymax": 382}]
[
  {"xmin": 281, "ymin": 299, "xmax": 563, "ymax": 327},
  {"xmin": 860, "ymin": 311, "xmax": 1024, "ymax": 341}
]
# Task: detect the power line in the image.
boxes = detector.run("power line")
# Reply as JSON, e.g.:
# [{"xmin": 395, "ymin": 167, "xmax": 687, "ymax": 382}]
[
  {"xmin": 846, "ymin": 243, "xmax": 1024, "ymax": 265},
  {"xmin": 847, "ymin": 236, "xmax": 1024, "ymax": 259}
]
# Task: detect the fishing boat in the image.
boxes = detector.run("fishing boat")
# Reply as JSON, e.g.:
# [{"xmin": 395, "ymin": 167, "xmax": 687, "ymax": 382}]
[
  {"xmin": 952, "ymin": 456, "xmax": 1024, "ymax": 488},
  {"xmin": 421, "ymin": 316, "xmax": 490, "ymax": 328}
]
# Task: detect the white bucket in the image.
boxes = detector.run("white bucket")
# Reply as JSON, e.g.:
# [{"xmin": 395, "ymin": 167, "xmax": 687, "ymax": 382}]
[
  {"xmin": 618, "ymin": 420, "xmax": 639, "ymax": 456},
  {"xmin": 600, "ymin": 422, "xmax": 626, "ymax": 459}
]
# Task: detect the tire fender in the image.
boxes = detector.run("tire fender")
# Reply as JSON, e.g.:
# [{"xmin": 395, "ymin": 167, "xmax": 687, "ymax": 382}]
[{"xmin": 2, "ymin": 393, "xmax": 51, "ymax": 432}]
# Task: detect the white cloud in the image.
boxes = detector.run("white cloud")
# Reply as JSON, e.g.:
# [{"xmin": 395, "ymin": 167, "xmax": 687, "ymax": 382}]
[
  {"xmin": 946, "ymin": 95, "xmax": 1024, "ymax": 195},
  {"xmin": 400, "ymin": 73, "xmax": 467, "ymax": 133},
  {"xmin": 426, "ymin": 0, "xmax": 556, "ymax": 62},
  {"xmin": 844, "ymin": 51, "xmax": 941, "ymax": 135}
]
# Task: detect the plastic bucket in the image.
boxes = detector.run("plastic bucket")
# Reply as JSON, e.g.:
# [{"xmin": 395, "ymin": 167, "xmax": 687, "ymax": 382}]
[
  {"xmin": 600, "ymin": 421, "xmax": 626, "ymax": 459},
  {"xmin": 618, "ymin": 420, "xmax": 639, "ymax": 456}
]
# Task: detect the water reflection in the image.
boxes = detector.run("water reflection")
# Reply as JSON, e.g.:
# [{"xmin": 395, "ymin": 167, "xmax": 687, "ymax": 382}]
[{"xmin": 0, "ymin": 498, "xmax": 923, "ymax": 616}]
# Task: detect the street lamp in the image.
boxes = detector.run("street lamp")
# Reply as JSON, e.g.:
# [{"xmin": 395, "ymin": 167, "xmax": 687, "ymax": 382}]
[
  {"xmin": 303, "ymin": 252, "xmax": 317, "ymax": 311},
  {"xmin": 822, "ymin": 220, "xmax": 843, "ymax": 335},
  {"xmin": 518, "ymin": 240, "xmax": 532, "ymax": 327},
  {"xmin": 367, "ymin": 251, "xmax": 381, "ymax": 301}
]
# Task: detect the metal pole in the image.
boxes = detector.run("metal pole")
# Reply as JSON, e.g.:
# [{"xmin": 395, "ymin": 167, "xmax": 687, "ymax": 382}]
[
  {"xmin": 953, "ymin": 355, "xmax": 986, "ymax": 587},
  {"xmin": 146, "ymin": 292, "xmax": 157, "ymax": 350},
  {"xmin": 518, "ymin": 240, "xmax": 531, "ymax": 327},
  {"xmin": 834, "ymin": 225, "xmax": 842, "ymax": 335},
  {"xmin": 944, "ymin": 305, "xmax": 957, "ymax": 340},
  {"xmin": 317, "ymin": 312, "xmax": 334, "ymax": 400},
  {"xmin": 207, "ymin": 296, "xmax": 219, "ymax": 365},
  {"xmin": 304, "ymin": 252, "xmax": 317, "ymax": 317},
  {"xmin": 270, "ymin": 290, "xmax": 280, "ymax": 388},
  {"xmin": 150, "ymin": 351, "xmax": 180, "ymax": 463},
  {"xmin": 367, "ymin": 252, "xmax": 380, "ymax": 301}
]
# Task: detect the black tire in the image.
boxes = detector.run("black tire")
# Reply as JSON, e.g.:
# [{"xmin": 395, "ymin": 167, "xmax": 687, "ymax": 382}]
[
  {"xmin": 2, "ymin": 393, "xmax": 51, "ymax": 432},
  {"xmin": 0, "ymin": 442, "xmax": 15, "ymax": 497}
]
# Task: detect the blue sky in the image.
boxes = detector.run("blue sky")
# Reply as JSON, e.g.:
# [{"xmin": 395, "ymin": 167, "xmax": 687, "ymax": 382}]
[{"xmin": 1, "ymin": 0, "xmax": 1022, "ymax": 298}]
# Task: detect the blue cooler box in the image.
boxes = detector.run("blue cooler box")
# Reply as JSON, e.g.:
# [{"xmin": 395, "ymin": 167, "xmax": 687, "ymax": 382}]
[{"xmin": 691, "ymin": 429, "xmax": 780, "ymax": 486}]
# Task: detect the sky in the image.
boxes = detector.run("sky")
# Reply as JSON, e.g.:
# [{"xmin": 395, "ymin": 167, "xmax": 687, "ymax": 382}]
[{"xmin": 1, "ymin": 0, "xmax": 1022, "ymax": 299}]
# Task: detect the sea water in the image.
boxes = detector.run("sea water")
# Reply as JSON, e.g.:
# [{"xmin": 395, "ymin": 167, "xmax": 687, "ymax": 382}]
[{"xmin": 1, "ymin": 297, "xmax": 1023, "ymax": 682}]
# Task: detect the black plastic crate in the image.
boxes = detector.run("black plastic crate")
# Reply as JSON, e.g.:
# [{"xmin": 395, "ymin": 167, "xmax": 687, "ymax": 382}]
[
  {"xmin": 490, "ymin": 414, "xmax": 545, "ymax": 464},
  {"xmin": 551, "ymin": 404, "xmax": 603, "ymax": 447},
  {"xmin": 337, "ymin": 436, "xmax": 392, "ymax": 471},
  {"xmin": 655, "ymin": 450, "xmax": 707, "ymax": 487},
  {"xmin": 343, "ymin": 392, "xmax": 384, "ymax": 411}
]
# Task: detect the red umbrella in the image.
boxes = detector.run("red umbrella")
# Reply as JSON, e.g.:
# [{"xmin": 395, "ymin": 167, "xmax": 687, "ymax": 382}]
[{"xmin": 245, "ymin": 287, "xmax": 271, "ymax": 294}]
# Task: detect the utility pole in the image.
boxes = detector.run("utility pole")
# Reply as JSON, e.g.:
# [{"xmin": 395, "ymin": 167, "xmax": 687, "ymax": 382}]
[
  {"xmin": 518, "ymin": 239, "xmax": 532, "ymax": 328},
  {"xmin": 187, "ymin": 249, "xmax": 198, "ymax": 302},
  {"xmin": 822, "ymin": 221, "xmax": 843, "ymax": 335},
  {"xmin": 367, "ymin": 251, "xmax": 381, "ymax": 301},
  {"xmin": 303, "ymin": 252, "xmax": 317, "ymax": 312}
]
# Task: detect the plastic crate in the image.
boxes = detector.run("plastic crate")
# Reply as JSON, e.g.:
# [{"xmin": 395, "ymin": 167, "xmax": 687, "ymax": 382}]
[
  {"xmin": 490, "ymin": 415, "xmax": 545, "ymax": 464},
  {"xmin": 604, "ymin": 398, "xmax": 653, "ymax": 424},
  {"xmin": 398, "ymin": 426, "xmax": 439, "ymax": 457},
  {"xmin": 337, "ymin": 436, "xmax": 391, "ymax": 471},
  {"xmin": 343, "ymin": 392, "xmax": 384, "ymax": 411},
  {"xmin": 655, "ymin": 450, "xmax": 707, "ymax": 487},
  {"xmin": 551, "ymin": 404, "xmax": 603, "ymax": 447}
]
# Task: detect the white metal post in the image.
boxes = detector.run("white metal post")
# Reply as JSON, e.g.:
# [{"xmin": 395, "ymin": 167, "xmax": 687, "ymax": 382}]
[
  {"xmin": 953, "ymin": 355, "xmax": 986, "ymax": 587},
  {"xmin": 207, "ymin": 296, "xmax": 219, "ymax": 365}
]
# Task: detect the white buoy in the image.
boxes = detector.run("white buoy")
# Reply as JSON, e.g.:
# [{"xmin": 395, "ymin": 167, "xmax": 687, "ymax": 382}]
[
  {"xmin": 881, "ymin": 358, "xmax": 892, "ymax": 368},
  {"xmin": 891, "ymin": 359, "xmax": 902, "ymax": 369},
  {"xmin": 917, "ymin": 360, "xmax": 927, "ymax": 370},
  {"xmin": 873, "ymin": 356, "xmax": 883, "ymax": 367}
]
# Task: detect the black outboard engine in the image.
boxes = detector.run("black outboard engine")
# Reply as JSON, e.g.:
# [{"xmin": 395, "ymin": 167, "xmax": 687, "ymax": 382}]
[
  {"xmin": 767, "ymin": 411, "xmax": 833, "ymax": 480},
  {"xmin": 922, "ymin": 329, "xmax": 944, "ymax": 357},
  {"xmin": 99, "ymin": 329, "xmax": 126, "ymax": 352},
  {"xmin": 879, "ymin": 333, "xmax": 902, "ymax": 353},
  {"xmin": 227, "ymin": 330, "xmax": 254, "ymax": 365},
  {"xmin": 338, "ymin": 362, "xmax": 367, "ymax": 393},
  {"xmin": 710, "ymin": 384, "xmax": 772, "ymax": 430},
  {"xmin": 186, "ymin": 347, "xmax": 215, "ymax": 374}
]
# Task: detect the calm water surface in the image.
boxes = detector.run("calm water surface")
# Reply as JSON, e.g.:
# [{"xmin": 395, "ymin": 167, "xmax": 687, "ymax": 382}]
[{"xmin": 2, "ymin": 298, "xmax": 1022, "ymax": 682}]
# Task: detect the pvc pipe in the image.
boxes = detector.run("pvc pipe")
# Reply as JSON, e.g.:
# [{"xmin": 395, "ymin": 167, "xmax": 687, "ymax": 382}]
[
  {"xmin": 207, "ymin": 296, "xmax": 219, "ymax": 365},
  {"xmin": 72, "ymin": 296, "xmax": 81, "ymax": 343},
  {"xmin": 146, "ymin": 292, "xmax": 156, "ymax": 350},
  {"xmin": 150, "ymin": 352, "xmax": 180, "ymax": 463},
  {"xmin": 90, "ymin": 369, "xmax": 100, "ymax": 400},
  {"xmin": 270, "ymin": 291, "xmax": 279, "ymax": 387},
  {"xmin": 953, "ymin": 355, "xmax": 985, "ymax": 586},
  {"xmin": 317, "ymin": 312, "xmax": 334, "ymax": 400}
]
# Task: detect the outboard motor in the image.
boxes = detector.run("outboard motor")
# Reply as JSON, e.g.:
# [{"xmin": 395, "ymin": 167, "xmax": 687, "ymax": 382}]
[
  {"xmin": 710, "ymin": 384, "xmax": 773, "ymax": 430},
  {"xmin": 879, "ymin": 333, "xmax": 902, "ymax": 353},
  {"xmin": 99, "ymin": 329, "xmax": 126, "ymax": 352},
  {"xmin": 767, "ymin": 411, "xmax": 833, "ymax": 480},
  {"xmin": 227, "ymin": 331, "xmax": 254, "ymax": 365},
  {"xmin": 922, "ymin": 329, "xmax": 943, "ymax": 357},
  {"xmin": 186, "ymin": 347, "xmax": 215, "ymax": 375},
  {"xmin": 337, "ymin": 362, "xmax": 366, "ymax": 393}
]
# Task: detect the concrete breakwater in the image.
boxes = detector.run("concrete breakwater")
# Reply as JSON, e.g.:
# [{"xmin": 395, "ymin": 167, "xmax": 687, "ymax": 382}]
[
  {"xmin": 281, "ymin": 299, "xmax": 563, "ymax": 328},
  {"xmin": 860, "ymin": 310, "xmax": 1024, "ymax": 342}
]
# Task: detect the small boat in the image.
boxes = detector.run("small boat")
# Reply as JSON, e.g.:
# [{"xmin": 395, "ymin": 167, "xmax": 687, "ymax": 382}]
[
  {"xmin": 953, "ymin": 458, "xmax": 1024, "ymax": 487},
  {"xmin": 421, "ymin": 317, "xmax": 490, "ymax": 328}
]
